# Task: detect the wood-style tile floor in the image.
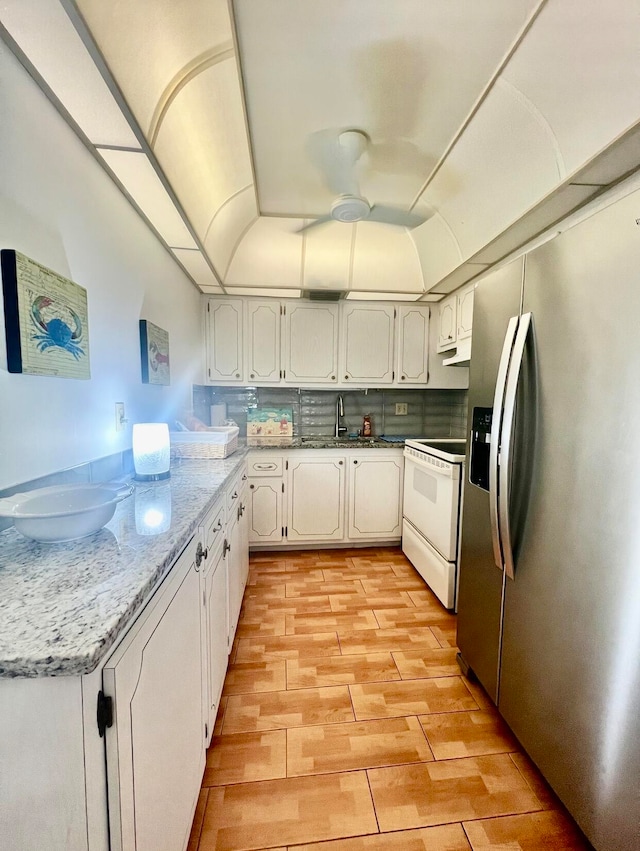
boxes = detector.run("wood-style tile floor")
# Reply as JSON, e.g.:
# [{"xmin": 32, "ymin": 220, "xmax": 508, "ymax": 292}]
[{"xmin": 188, "ymin": 548, "xmax": 591, "ymax": 851}]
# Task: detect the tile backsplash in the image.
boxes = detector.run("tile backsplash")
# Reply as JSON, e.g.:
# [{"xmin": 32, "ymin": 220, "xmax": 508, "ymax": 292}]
[{"xmin": 193, "ymin": 385, "xmax": 468, "ymax": 440}]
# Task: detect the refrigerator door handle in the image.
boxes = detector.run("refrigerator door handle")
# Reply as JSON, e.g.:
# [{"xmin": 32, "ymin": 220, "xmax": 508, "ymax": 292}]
[
  {"xmin": 499, "ymin": 311, "xmax": 533, "ymax": 580},
  {"xmin": 490, "ymin": 315, "xmax": 520, "ymax": 572}
]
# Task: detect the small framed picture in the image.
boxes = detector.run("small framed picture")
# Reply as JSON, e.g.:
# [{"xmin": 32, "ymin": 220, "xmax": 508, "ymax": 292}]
[
  {"xmin": 139, "ymin": 320, "xmax": 170, "ymax": 385},
  {"xmin": 1, "ymin": 249, "xmax": 91, "ymax": 379}
]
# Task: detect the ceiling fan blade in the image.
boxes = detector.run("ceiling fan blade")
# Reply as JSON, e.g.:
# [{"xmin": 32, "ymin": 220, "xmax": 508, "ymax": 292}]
[
  {"xmin": 307, "ymin": 129, "xmax": 365, "ymax": 196},
  {"xmin": 296, "ymin": 215, "xmax": 334, "ymax": 234},
  {"xmin": 367, "ymin": 204, "xmax": 428, "ymax": 229}
]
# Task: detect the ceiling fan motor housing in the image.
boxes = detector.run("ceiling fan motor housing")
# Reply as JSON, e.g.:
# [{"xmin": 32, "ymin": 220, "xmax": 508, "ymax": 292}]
[{"xmin": 331, "ymin": 194, "xmax": 371, "ymax": 223}]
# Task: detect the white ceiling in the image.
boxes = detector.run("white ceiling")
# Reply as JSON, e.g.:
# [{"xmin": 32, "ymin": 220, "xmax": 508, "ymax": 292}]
[{"xmin": 2, "ymin": 0, "xmax": 640, "ymax": 299}]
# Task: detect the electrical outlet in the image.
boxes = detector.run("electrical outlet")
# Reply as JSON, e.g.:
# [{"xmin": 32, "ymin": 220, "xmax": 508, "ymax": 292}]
[
  {"xmin": 115, "ymin": 402, "xmax": 126, "ymax": 432},
  {"xmin": 395, "ymin": 403, "xmax": 408, "ymax": 416}
]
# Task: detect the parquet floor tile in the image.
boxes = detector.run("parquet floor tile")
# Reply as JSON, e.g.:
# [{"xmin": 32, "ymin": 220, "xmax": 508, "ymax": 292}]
[
  {"xmin": 462, "ymin": 810, "xmax": 592, "ymax": 850},
  {"xmin": 202, "ymin": 731, "xmax": 286, "ymax": 786},
  {"xmin": 419, "ymin": 710, "xmax": 518, "ymax": 759},
  {"xmin": 367, "ymin": 754, "xmax": 544, "ymax": 831},
  {"xmin": 329, "ymin": 591, "xmax": 416, "ymax": 611},
  {"xmin": 374, "ymin": 607, "xmax": 456, "ymax": 630},
  {"xmin": 350, "ymin": 676, "xmax": 478, "ymax": 720},
  {"xmin": 287, "ymin": 716, "xmax": 434, "ymax": 776},
  {"xmin": 241, "ymin": 596, "xmax": 332, "ymax": 616},
  {"xmin": 223, "ymin": 685, "xmax": 355, "ymax": 733},
  {"xmin": 392, "ymin": 647, "xmax": 460, "ymax": 679},
  {"xmin": 430, "ymin": 623, "xmax": 458, "ymax": 647},
  {"xmin": 291, "ymin": 823, "xmax": 473, "ymax": 850},
  {"xmin": 286, "ymin": 579, "xmax": 366, "ymax": 597},
  {"xmin": 199, "ymin": 772, "xmax": 378, "ymax": 850},
  {"xmin": 338, "ymin": 626, "xmax": 441, "ymax": 655},
  {"xmin": 234, "ymin": 632, "xmax": 341, "ymax": 663},
  {"xmin": 287, "ymin": 652, "xmax": 400, "ymax": 689},
  {"xmin": 285, "ymin": 610, "xmax": 380, "ymax": 635},
  {"xmin": 189, "ymin": 546, "xmax": 587, "ymax": 851},
  {"xmin": 222, "ymin": 661, "xmax": 287, "ymax": 695}
]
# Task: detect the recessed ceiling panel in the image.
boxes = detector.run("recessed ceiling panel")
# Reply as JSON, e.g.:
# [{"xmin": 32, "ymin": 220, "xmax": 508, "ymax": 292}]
[
  {"xmin": 172, "ymin": 249, "xmax": 222, "ymax": 290},
  {"xmin": 303, "ymin": 222, "xmax": 353, "ymax": 291},
  {"xmin": 153, "ymin": 60, "xmax": 254, "ymax": 238},
  {"xmin": 204, "ymin": 186, "xmax": 258, "ymax": 280},
  {"xmin": 226, "ymin": 217, "xmax": 303, "ymax": 287},
  {"xmin": 351, "ymin": 224, "xmax": 424, "ymax": 292},
  {"xmin": 75, "ymin": 0, "xmax": 233, "ymax": 135},
  {"xmin": 1, "ymin": 0, "xmax": 139, "ymax": 146},
  {"xmin": 233, "ymin": 0, "xmax": 540, "ymax": 216}
]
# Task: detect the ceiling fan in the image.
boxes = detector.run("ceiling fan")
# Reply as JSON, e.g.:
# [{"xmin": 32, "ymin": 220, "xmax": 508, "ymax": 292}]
[{"xmin": 297, "ymin": 129, "xmax": 428, "ymax": 233}]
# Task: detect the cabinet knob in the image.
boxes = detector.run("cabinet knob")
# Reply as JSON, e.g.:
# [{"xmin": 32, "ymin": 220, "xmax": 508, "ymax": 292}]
[
  {"xmin": 353, "ymin": 459, "xmax": 358, "ymax": 465},
  {"xmin": 235, "ymin": 372, "xmax": 240, "ymax": 378},
  {"xmin": 242, "ymin": 474, "xmax": 247, "ymax": 481},
  {"xmin": 331, "ymin": 375, "xmax": 336, "ymax": 380},
  {"xmin": 344, "ymin": 375, "xmax": 349, "ymax": 380},
  {"xmin": 401, "ymin": 375, "xmax": 406, "ymax": 380},
  {"xmin": 195, "ymin": 541, "xmax": 205, "ymax": 570},
  {"xmin": 223, "ymin": 539, "xmax": 231, "ymax": 557},
  {"xmin": 250, "ymin": 483, "xmax": 255, "ymax": 489},
  {"xmin": 250, "ymin": 373, "xmax": 255, "ymax": 379},
  {"xmin": 338, "ymin": 460, "xmax": 344, "ymax": 465},
  {"xmin": 231, "ymin": 491, "xmax": 238, "ymax": 500}
]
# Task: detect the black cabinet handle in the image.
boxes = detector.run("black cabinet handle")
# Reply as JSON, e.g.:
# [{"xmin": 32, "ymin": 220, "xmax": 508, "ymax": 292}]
[{"xmin": 223, "ymin": 539, "xmax": 231, "ymax": 557}]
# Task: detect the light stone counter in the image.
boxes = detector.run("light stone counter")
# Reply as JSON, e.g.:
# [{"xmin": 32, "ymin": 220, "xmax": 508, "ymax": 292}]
[{"xmin": 0, "ymin": 452, "xmax": 247, "ymax": 679}]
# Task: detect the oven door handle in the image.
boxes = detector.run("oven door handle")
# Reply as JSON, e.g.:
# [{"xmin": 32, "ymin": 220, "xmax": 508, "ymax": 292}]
[{"xmin": 490, "ymin": 315, "xmax": 519, "ymax": 573}]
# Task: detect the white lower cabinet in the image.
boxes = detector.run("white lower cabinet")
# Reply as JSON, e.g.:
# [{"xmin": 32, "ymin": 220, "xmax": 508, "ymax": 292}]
[
  {"xmin": 103, "ymin": 540, "xmax": 205, "ymax": 851},
  {"xmin": 287, "ymin": 456, "xmax": 346, "ymax": 542},
  {"xmin": 226, "ymin": 486, "xmax": 249, "ymax": 647},
  {"xmin": 248, "ymin": 449, "xmax": 404, "ymax": 547},
  {"xmin": 348, "ymin": 454, "xmax": 404, "ymax": 539},
  {"xmin": 248, "ymin": 477, "xmax": 284, "ymax": 543},
  {"xmin": 202, "ymin": 542, "xmax": 228, "ymax": 745}
]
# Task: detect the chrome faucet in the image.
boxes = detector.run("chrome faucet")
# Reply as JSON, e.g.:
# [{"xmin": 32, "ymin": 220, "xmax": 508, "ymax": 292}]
[{"xmin": 335, "ymin": 394, "xmax": 347, "ymax": 437}]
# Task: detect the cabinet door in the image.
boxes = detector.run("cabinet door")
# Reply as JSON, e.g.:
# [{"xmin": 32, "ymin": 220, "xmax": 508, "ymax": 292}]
[
  {"xmin": 203, "ymin": 547, "xmax": 228, "ymax": 744},
  {"xmin": 248, "ymin": 477, "xmax": 284, "ymax": 543},
  {"xmin": 206, "ymin": 299, "xmax": 243, "ymax": 382},
  {"xmin": 103, "ymin": 542, "xmax": 204, "ymax": 851},
  {"xmin": 225, "ymin": 512, "xmax": 244, "ymax": 646},
  {"xmin": 456, "ymin": 284, "xmax": 475, "ymax": 341},
  {"xmin": 437, "ymin": 296, "xmax": 457, "ymax": 352},
  {"xmin": 287, "ymin": 457, "xmax": 345, "ymax": 541},
  {"xmin": 246, "ymin": 300, "xmax": 281, "ymax": 383},
  {"xmin": 284, "ymin": 302, "xmax": 339, "ymax": 384},
  {"xmin": 348, "ymin": 455, "xmax": 404, "ymax": 539},
  {"xmin": 397, "ymin": 305, "xmax": 430, "ymax": 384},
  {"xmin": 340, "ymin": 304, "xmax": 395, "ymax": 384}
]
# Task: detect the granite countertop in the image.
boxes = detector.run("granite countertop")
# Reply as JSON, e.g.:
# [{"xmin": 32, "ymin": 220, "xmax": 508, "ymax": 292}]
[
  {"xmin": 0, "ymin": 451, "xmax": 247, "ymax": 679},
  {"xmin": 245, "ymin": 436, "xmax": 408, "ymax": 449}
]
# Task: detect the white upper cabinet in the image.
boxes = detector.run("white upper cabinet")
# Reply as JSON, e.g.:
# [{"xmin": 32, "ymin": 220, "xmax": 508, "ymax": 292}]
[
  {"xmin": 457, "ymin": 284, "xmax": 475, "ymax": 341},
  {"xmin": 340, "ymin": 303, "xmax": 395, "ymax": 385},
  {"xmin": 396, "ymin": 305, "xmax": 430, "ymax": 384},
  {"xmin": 247, "ymin": 300, "xmax": 281, "ymax": 383},
  {"xmin": 206, "ymin": 297, "xmax": 466, "ymax": 388},
  {"xmin": 206, "ymin": 298, "xmax": 244, "ymax": 382},
  {"xmin": 284, "ymin": 302, "xmax": 339, "ymax": 384},
  {"xmin": 437, "ymin": 296, "xmax": 457, "ymax": 352}
]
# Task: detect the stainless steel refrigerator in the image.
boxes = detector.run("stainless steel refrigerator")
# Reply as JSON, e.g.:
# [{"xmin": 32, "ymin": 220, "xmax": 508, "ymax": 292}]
[{"xmin": 456, "ymin": 183, "xmax": 640, "ymax": 851}]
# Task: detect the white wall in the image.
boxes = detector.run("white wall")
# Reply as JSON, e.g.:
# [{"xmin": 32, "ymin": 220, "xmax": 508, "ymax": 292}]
[{"xmin": 0, "ymin": 43, "xmax": 203, "ymax": 490}]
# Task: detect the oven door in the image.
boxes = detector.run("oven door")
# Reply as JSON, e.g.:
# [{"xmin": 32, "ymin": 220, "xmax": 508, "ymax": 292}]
[{"xmin": 402, "ymin": 451, "xmax": 461, "ymax": 561}]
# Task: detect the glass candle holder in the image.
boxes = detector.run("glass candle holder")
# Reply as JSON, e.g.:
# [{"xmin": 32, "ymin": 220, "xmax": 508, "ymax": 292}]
[{"xmin": 132, "ymin": 423, "xmax": 170, "ymax": 481}]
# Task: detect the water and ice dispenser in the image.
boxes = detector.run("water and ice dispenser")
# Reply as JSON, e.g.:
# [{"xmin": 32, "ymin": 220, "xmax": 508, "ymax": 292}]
[{"xmin": 469, "ymin": 407, "xmax": 492, "ymax": 491}]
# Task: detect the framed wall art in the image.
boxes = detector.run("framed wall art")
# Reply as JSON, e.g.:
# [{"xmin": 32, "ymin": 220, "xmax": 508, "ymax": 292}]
[
  {"xmin": 1, "ymin": 249, "xmax": 91, "ymax": 379},
  {"xmin": 139, "ymin": 319, "xmax": 170, "ymax": 385}
]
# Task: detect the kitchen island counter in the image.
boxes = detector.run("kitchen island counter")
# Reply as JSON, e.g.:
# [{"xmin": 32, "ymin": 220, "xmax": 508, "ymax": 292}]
[{"xmin": 0, "ymin": 452, "xmax": 247, "ymax": 679}]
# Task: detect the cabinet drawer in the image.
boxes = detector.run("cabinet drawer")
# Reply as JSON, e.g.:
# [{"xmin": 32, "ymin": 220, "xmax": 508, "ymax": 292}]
[
  {"xmin": 247, "ymin": 455, "xmax": 284, "ymax": 477},
  {"xmin": 202, "ymin": 497, "xmax": 225, "ymax": 564}
]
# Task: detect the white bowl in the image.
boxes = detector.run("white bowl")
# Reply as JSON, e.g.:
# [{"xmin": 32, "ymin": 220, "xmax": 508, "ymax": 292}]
[{"xmin": 0, "ymin": 483, "xmax": 134, "ymax": 542}]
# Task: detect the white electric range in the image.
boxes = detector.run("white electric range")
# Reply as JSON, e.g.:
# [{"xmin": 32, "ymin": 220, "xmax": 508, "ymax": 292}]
[{"xmin": 402, "ymin": 439, "xmax": 467, "ymax": 610}]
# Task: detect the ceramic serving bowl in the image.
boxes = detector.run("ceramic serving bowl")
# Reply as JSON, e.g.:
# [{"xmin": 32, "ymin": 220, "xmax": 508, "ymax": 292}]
[{"xmin": 0, "ymin": 482, "xmax": 134, "ymax": 542}]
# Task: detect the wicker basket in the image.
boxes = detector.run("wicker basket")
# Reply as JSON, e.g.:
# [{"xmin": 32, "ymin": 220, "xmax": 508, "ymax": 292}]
[{"xmin": 170, "ymin": 426, "xmax": 239, "ymax": 459}]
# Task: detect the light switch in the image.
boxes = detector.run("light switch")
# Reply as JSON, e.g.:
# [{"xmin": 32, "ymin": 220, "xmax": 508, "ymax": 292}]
[{"xmin": 115, "ymin": 402, "xmax": 127, "ymax": 432}]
